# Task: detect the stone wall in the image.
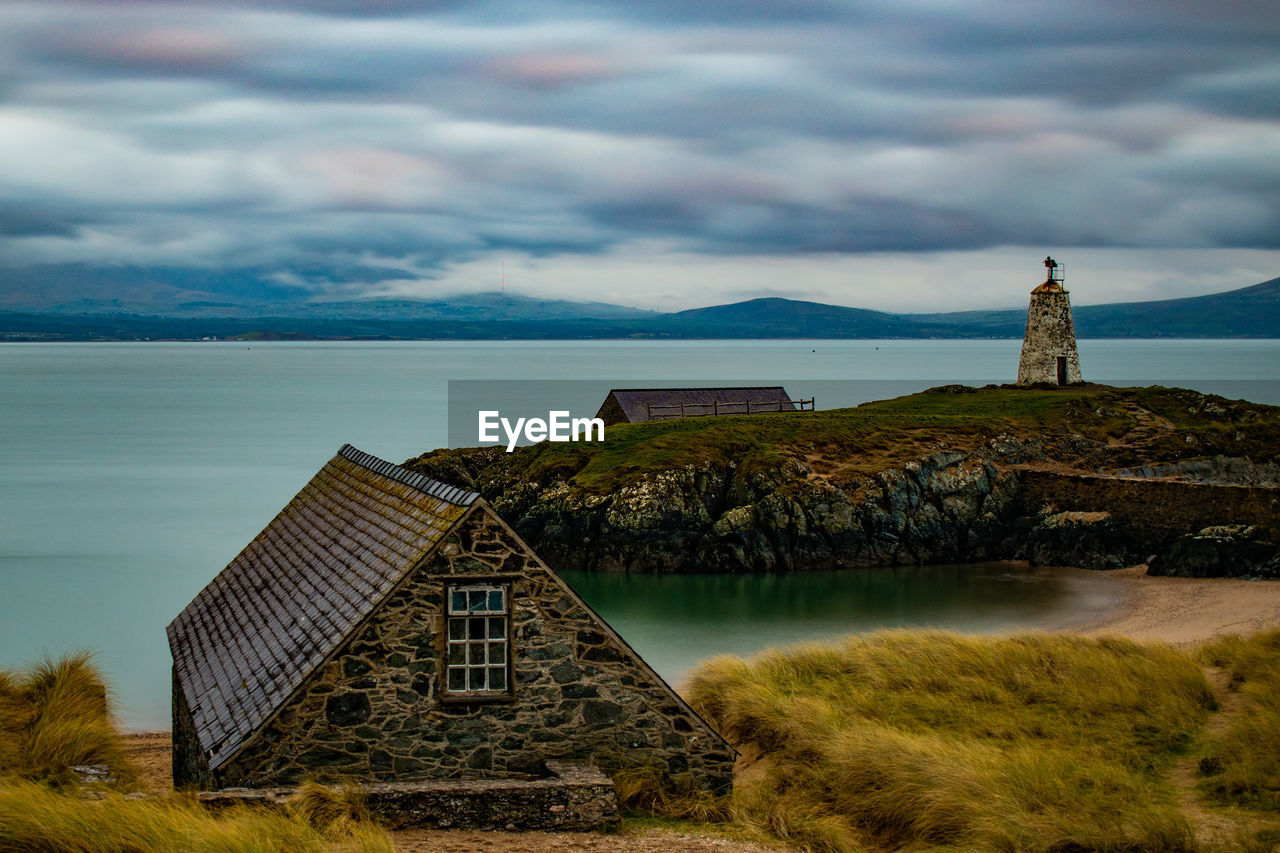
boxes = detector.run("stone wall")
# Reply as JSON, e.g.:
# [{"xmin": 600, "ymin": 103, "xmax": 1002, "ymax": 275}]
[
  {"xmin": 1021, "ymin": 470, "xmax": 1280, "ymax": 545},
  {"xmin": 209, "ymin": 504, "xmax": 734, "ymax": 793},
  {"xmin": 198, "ymin": 761, "xmax": 619, "ymax": 831},
  {"xmin": 172, "ymin": 667, "xmax": 213, "ymax": 788},
  {"xmin": 1017, "ymin": 290, "xmax": 1083, "ymax": 385}
]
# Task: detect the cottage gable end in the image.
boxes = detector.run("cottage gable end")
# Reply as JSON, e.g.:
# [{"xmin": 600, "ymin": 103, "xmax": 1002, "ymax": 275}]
[{"xmin": 214, "ymin": 502, "xmax": 734, "ymax": 792}]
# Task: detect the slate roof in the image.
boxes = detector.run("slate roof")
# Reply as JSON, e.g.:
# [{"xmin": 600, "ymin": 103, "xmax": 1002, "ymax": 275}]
[
  {"xmin": 166, "ymin": 444, "xmax": 478, "ymax": 770},
  {"xmin": 598, "ymin": 386, "xmax": 796, "ymax": 424}
]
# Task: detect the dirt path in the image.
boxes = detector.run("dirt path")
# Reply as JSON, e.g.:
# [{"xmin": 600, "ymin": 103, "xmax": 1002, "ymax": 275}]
[{"xmin": 1164, "ymin": 667, "xmax": 1252, "ymax": 847}]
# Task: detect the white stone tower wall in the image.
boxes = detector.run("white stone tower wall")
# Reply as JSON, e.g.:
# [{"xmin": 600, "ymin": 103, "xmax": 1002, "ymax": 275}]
[{"xmin": 1017, "ymin": 290, "xmax": 1083, "ymax": 384}]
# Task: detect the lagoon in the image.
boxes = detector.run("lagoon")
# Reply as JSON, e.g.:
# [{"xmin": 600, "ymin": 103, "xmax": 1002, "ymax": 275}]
[{"xmin": 1, "ymin": 338, "xmax": 1277, "ymax": 729}]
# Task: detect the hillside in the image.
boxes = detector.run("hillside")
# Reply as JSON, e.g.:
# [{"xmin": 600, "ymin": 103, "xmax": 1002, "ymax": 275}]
[{"xmin": 3, "ymin": 276, "xmax": 1278, "ymax": 340}]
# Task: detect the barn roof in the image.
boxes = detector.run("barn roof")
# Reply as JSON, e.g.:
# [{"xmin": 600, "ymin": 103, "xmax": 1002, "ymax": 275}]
[
  {"xmin": 599, "ymin": 386, "xmax": 796, "ymax": 423},
  {"xmin": 166, "ymin": 444, "xmax": 478, "ymax": 770}
]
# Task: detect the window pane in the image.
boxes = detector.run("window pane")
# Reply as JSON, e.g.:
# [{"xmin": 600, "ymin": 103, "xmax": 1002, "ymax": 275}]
[
  {"xmin": 447, "ymin": 643, "xmax": 465, "ymax": 665},
  {"xmin": 450, "ymin": 589, "xmax": 467, "ymax": 613},
  {"xmin": 469, "ymin": 617, "xmax": 485, "ymax": 638},
  {"xmin": 489, "ymin": 668, "xmax": 506, "ymax": 690},
  {"xmin": 488, "ymin": 617, "xmax": 505, "ymax": 637},
  {"xmin": 472, "ymin": 668, "xmax": 487, "ymax": 690},
  {"xmin": 488, "ymin": 589, "xmax": 504, "ymax": 611},
  {"xmin": 469, "ymin": 590, "xmax": 486, "ymax": 611},
  {"xmin": 468, "ymin": 642, "xmax": 486, "ymax": 665},
  {"xmin": 448, "ymin": 619, "xmax": 466, "ymax": 641},
  {"xmin": 448, "ymin": 668, "xmax": 465, "ymax": 691},
  {"xmin": 489, "ymin": 642, "xmax": 506, "ymax": 664}
]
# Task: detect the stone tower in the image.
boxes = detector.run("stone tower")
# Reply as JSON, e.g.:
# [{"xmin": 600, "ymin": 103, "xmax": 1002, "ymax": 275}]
[{"xmin": 1017, "ymin": 256, "xmax": 1083, "ymax": 386}]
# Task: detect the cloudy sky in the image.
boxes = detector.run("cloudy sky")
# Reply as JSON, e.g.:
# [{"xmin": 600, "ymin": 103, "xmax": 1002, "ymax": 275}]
[{"xmin": 2, "ymin": 0, "xmax": 1278, "ymax": 312}]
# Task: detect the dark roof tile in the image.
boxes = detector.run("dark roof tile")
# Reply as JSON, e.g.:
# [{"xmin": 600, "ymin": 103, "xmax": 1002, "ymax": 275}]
[{"xmin": 599, "ymin": 386, "xmax": 796, "ymax": 424}]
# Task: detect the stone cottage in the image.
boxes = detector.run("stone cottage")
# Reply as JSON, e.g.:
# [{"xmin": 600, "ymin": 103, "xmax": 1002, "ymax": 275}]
[{"xmin": 168, "ymin": 444, "xmax": 734, "ymax": 792}]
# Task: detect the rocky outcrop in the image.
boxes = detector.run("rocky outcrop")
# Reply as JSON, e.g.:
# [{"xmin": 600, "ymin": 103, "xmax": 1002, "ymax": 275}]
[
  {"xmin": 405, "ymin": 381, "xmax": 1280, "ymax": 576},
  {"xmin": 1023, "ymin": 511, "xmax": 1136, "ymax": 571},
  {"xmin": 1147, "ymin": 525, "xmax": 1280, "ymax": 579},
  {"xmin": 406, "ymin": 438, "xmax": 1280, "ymax": 575},
  {"xmin": 474, "ymin": 449, "xmax": 1027, "ymax": 573}
]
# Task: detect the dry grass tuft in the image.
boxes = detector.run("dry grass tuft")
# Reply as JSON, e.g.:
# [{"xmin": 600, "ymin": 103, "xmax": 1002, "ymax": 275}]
[
  {"xmin": 610, "ymin": 760, "xmax": 730, "ymax": 822},
  {"xmin": 288, "ymin": 780, "xmax": 380, "ymax": 840},
  {"xmin": 0, "ymin": 652, "xmax": 130, "ymax": 785}
]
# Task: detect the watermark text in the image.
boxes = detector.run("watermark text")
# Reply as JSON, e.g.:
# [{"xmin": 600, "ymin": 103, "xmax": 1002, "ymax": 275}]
[{"xmin": 478, "ymin": 410, "xmax": 605, "ymax": 452}]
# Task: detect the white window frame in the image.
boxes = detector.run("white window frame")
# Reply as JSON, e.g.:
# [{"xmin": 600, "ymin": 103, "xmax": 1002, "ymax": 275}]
[{"xmin": 444, "ymin": 583, "xmax": 511, "ymax": 697}]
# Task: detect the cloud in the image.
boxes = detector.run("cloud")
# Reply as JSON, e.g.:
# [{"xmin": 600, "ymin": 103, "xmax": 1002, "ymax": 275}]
[{"xmin": 0, "ymin": 0, "xmax": 1277, "ymax": 310}]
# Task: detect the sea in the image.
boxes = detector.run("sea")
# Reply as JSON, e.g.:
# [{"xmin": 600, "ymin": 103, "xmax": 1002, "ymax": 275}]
[{"xmin": 1, "ymin": 338, "xmax": 1277, "ymax": 730}]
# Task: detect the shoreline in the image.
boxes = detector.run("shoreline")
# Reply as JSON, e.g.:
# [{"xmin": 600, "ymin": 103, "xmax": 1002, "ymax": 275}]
[
  {"xmin": 1065, "ymin": 564, "xmax": 1280, "ymax": 646},
  {"xmin": 122, "ymin": 567, "xmax": 1280, "ymax": 750}
]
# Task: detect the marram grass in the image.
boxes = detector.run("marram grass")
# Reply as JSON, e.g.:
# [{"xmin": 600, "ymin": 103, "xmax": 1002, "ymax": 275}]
[
  {"xmin": 686, "ymin": 630, "xmax": 1217, "ymax": 853},
  {"xmin": 1, "ymin": 654, "xmax": 394, "ymax": 853},
  {"xmin": 0, "ymin": 651, "xmax": 130, "ymax": 785},
  {"xmin": 0, "ymin": 780, "xmax": 394, "ymax": 853}
]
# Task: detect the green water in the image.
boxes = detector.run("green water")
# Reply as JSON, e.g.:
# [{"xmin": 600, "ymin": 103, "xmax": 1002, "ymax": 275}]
[{"xmin": 561, "ymin": 564, "xmax": 1123, "ymax": 688}]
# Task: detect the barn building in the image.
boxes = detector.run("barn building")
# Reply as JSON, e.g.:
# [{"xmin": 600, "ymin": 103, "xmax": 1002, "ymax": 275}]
[
  {"xmin": 1017, "ymin": 256, "xmax": 1084, "ymax": 386},
  {"xmin": 168, "ymin": 444, "xmax": 734, "ymax": 793},
  {"xmin": 595, "ymin": 386, "xmax": 804, "ymax": 426}
]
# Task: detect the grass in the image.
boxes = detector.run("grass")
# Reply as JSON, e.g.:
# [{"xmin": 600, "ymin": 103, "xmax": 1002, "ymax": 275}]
[
  {"xmin": 407, "ymin": 384, "xmax": 1280, "ymax": 494},
  {"xmin": 0, "ymin": 652, "xmax": 130, "ymax": 786},
  {"xmin": 685, "ymin": 631, "xmax": 1219, "ymax": 853},
  {"xmin": 0, "ymin": 780, "xmax": 395, "ymax": 853},
  {"xmin": 1196, "ymin": 630, "xmax": 1280, "ymax": 813},
  {"xmin": 0, "ymin": 654, "xmax": 395, "ymax": 853}
]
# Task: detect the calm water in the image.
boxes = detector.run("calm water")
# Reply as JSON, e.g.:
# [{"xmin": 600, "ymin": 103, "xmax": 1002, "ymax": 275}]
[{"xmin": 1, "ymin": 338, "xmax": 1277, "ymax": 729}]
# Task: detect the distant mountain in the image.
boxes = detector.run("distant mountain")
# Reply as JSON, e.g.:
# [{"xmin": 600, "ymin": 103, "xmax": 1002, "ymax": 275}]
[
  {"xmin": 288, "ymin": 293, "xmax": 654, "ymax": 322},
  {"xmin": 0, "ymin": 265, "xmax": 652, "ymax": 322},
  {"xmin": 910, "ymin": 277, "xmax": 1280, "ymax": 338},
  {"xmin": 2, "ymin": 275, "xmax": 1277, "ymax": 341},
  {"xmin": 661, "ymin": 297, "xmax": 927, "ymax": 337}
]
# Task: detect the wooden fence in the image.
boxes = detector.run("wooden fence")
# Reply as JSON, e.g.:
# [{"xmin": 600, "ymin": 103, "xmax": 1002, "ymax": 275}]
[{"xmin": 645, "ymin": 397, "xmax": 815, "ymax": 421}]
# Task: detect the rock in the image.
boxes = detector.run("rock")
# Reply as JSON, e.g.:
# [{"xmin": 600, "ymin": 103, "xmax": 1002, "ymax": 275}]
[
  {"xmin": 324, "ymin": 692, "xmax": 372, "ymax": 727},
  {"xmin": 1023, "ymin": 511, "xmax": 1134, "ymax": 570},
  {"xmin": 1148, "ymin": 525, "xmax": 1280, "ymax": 578},
  {"xmin": 71, "ymin": 764, "xmax": 115, "ymax": 785}
]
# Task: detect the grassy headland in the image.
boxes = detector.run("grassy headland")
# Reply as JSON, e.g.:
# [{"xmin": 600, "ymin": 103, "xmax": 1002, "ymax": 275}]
[
  {"xmin": 410, "ymin": 384, "xmax": 1280, "ymax": 494},
  {"xmin": 407, "ymin": 384, "xmax": 1279, "ymax": 573}
]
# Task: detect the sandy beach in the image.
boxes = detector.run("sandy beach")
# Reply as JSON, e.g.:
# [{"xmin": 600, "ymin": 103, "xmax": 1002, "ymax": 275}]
[{"xmin": 1071, "ymin": 565, "xmax": 1280, "ymax": 646}]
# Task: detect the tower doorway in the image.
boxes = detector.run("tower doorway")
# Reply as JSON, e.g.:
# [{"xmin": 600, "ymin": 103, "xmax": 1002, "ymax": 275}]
[{"xmin": 1056, "ymin": 356, "xmax": 1068, "ymax": 386}]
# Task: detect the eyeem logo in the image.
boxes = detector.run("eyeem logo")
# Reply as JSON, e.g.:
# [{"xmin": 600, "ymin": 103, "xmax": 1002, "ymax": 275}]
[{"xmin": 478, "ymin": 411, "xmax": 605, "ymax": 452}]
